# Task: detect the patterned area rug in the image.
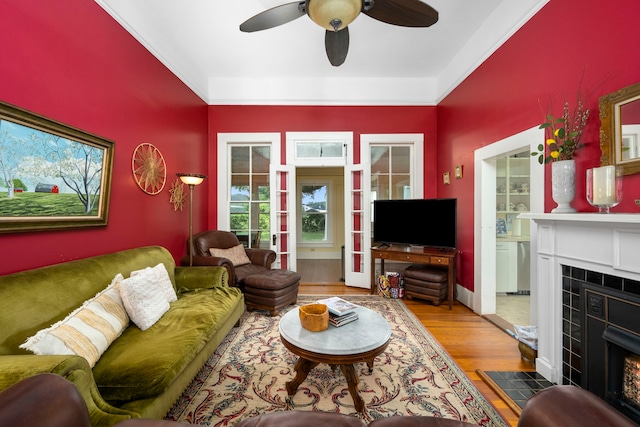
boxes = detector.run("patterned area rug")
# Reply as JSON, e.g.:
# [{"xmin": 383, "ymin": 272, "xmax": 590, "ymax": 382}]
[{"xmin": 166, "ymin": 295, "xmax": 507, "ymax": 426}]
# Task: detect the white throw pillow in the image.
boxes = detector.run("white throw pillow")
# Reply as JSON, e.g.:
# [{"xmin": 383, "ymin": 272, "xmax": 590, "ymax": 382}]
[
  {"xmin": 208, "ymin": 244, "xmax": 251, "ymax": 266},
  {"xmin": 131, "ymin": 263, "xmax": 177, "ymax": 303},
  {"xmin": 20, "ymin": 274, "xmax": 129, "ymax": 368},
  {"xmin": 119, "ymin": 269, "xmax": 170, "ymax": 331}
]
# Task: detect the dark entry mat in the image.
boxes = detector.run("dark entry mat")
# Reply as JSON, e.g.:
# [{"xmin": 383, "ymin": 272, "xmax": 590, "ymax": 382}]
[{"xmin": 477, "ymin": 370, "xmax": 554, "ymax": 416}]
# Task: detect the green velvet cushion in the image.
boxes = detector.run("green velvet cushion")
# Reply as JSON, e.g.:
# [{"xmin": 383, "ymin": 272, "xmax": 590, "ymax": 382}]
[
  {"xmin": 93, "ymin": 286, "xmax": 243, "ymax": 402},
  {"xmin": 0, "ymin": 246, "xmax": 176, "ymax": 356}
]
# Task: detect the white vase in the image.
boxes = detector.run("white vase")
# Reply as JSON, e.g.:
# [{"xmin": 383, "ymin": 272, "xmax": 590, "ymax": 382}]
[{"xmin": 551, "ymin": 159, "xmax": 577, "ymax": 213}]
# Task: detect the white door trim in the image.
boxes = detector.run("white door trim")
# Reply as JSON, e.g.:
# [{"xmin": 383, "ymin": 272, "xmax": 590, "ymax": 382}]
[{"xmin": 473, "ymin": 126, "xmax": 544, "ymax": 318}]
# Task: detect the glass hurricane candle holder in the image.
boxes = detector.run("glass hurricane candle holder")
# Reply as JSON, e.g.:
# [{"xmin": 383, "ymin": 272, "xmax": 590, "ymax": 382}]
[{"xmin": 586, "ymin": 165, "xmax": 623, "ymax": 213}]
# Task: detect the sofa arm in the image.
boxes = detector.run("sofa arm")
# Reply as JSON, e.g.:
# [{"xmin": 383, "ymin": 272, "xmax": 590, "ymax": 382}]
[
  {"xmin": 246, "ymin": 248, "xmax": 276, "ymax": 268},
  {"xmin": 174, "ymin": 265, "xmax": 229, "ymax": 291},
  {"xmin": 0, "ymin": 355, "xmax": 134, "ymax": 426}
]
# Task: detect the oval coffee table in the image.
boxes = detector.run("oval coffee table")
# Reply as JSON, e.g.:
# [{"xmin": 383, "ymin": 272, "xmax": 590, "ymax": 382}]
[{"xmin": 279, "ymin": 305, "xmax": 391, "ymax": 412}]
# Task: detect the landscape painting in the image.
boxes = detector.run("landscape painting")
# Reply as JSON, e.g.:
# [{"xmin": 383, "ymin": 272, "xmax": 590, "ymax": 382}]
[{"xmin": 0, "ymin": 101, "xmax": 114, "ymax": 233}]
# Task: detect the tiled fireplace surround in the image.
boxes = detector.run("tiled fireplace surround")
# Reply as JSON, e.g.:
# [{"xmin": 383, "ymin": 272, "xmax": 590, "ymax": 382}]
[{"xmin": 524, "ymin": 213, "xmax": 640, "ymax": 390}]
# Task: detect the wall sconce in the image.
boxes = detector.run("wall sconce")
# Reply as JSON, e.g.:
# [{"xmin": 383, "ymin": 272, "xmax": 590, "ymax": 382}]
[
  {"xmin": 177, "ymin": 173, "xmax": 206, "ymax": 266},
  {"xmin": 455, "ymin": 165, "xmax": 463, "ymax": 179},
  {"xmin": 443, "ymin": 172, "xmax": 450, "ymax": 185}
]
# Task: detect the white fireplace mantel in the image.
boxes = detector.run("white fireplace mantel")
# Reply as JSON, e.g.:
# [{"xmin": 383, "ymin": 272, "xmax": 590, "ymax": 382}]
[{"xmin": 520, "ymin": 213, "xmax": 640, "ymax": 383}]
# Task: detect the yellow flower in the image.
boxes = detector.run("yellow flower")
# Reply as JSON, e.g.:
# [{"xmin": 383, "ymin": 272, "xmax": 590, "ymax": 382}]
[
  {"xmin": 554, "ymin": 129, "xmax": 561, "ymax": 137},
  {"xmin": 550, "ymin": 150, "xmax": 560, "ymax": 159},
  {"xmin": 546, "ymin": 138, "xmax": 556, "ymax": 145}
]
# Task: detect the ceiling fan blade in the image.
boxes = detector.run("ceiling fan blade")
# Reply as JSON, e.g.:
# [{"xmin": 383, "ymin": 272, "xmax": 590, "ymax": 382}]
[
  {"xmin": 325, "ymin": 28, "xmax": 349, "ymax": 67},
  {"xmin": 240, "ymin": 1, "xmax": 306, "ymax": 32},
  {"xmin": 363, "ymin": 0, "xmax": 438, "ymax": 27}
]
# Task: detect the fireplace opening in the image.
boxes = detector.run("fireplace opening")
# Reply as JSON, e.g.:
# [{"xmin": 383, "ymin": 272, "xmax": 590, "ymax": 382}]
[
  {"xmin": 603, "ymin": 326, "xmax": 640, "ymax": 422},
  {"xmin": 583, "ymin": 282, "xmax": 640, "ymax": 424},
  {"xmin": 623, "ymin": 354, "xmax": 640, "ymax": 410}
]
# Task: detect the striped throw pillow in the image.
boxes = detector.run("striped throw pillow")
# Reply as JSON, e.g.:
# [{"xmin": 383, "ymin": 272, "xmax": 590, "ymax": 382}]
[{"xmin": 20, "ymin": 274, "xmax": 129, "ymax": 368}]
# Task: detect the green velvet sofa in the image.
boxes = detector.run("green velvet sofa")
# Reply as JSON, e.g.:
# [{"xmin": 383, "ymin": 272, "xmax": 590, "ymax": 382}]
[{"xmin": 0, "ymin": 246, "xmax": 245, "ymax": 427}]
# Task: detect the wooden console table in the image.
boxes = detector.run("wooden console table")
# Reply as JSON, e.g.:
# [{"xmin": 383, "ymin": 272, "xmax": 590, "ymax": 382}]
[{"xmin": 371, "ymin": 246, "xmax": 457, "ymax": 310}]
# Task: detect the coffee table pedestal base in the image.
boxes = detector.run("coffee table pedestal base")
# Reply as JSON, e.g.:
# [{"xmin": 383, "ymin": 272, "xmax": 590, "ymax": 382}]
[{"xmin": 284, "ymin": 354, "xmax": 379, "ymax": 413}]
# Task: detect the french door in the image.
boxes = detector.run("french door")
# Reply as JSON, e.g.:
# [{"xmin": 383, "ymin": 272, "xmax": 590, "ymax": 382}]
[
  {"xmin": 344, "ymin": 164, "xmax": 370, "ymax": 288},
  {"xmin": 269, "ymin": 164, "xmax": 296, "ymax": 270}
]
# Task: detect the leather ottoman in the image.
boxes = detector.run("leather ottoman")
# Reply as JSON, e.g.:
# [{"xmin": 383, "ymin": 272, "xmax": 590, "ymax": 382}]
[
  {"xmin": 243, "ymin": 269, "xmax": 301, "ymax": 316},
  {"xmin": 403, "ymin": 264, "xmax": 448, "ymax": 306}
]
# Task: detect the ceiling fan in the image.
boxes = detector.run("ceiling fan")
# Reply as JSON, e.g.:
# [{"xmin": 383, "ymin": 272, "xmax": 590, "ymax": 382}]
[{"xmin": 240, "ymin": 0, "xmax": 438, "ymax": 67}]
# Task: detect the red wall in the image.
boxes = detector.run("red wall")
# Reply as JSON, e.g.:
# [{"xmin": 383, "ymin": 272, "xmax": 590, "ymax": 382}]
[
  {"xmin": 207, "ymin": 106, "xmax": 438, "ymax": 227},
  {"xmin": 438, "ymin": 0, "xmax": 640, "ymax": 291},
  {"xmin": 0, "ymin": 1, "xmax": 208, "ymax": 275}
]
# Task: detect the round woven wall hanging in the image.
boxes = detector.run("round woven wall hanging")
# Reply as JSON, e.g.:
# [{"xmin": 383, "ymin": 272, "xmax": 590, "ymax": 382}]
[{"xmin": 132, "ymin": 142, "xmax": 166, "ymax": 195}]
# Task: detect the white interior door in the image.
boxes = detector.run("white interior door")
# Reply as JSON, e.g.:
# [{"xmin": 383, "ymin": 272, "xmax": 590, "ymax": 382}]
[
  {"xmin": 344, "ymin": 164, "xmax": 370, "ymax": 288},
  {"xmin": 270, "ymin": 164, "xmax": 296, "ymax": 271}
]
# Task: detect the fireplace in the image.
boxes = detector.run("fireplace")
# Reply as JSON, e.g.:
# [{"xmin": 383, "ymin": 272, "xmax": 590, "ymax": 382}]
[
  {"xmin": 522, "ymin": 213, "xmax": 640, "ymax": 390},
  {"xmin": 580, "ymin": 283, "xmax": 640, "ymax": 423}
]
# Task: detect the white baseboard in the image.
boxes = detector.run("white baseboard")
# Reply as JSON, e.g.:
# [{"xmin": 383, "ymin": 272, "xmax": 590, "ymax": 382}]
[{"xmin": 455, "ymin": 284, "xmax": 475, "ymax": 311}]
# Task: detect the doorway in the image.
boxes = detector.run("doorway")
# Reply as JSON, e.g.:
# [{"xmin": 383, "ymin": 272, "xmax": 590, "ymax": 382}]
[
  {"xmin": 296, "ymin": 167, "xmax": 345, "ymax": 284},
  {"xmin": 495, "ymin": 150, "xmax": 532, "ymax": 329},
  {"xmin": 473, "ymin": 126, "xmax": 544, "ymax": 330}
]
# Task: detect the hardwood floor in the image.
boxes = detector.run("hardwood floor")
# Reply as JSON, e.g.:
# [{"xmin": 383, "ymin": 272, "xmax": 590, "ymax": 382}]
[{"xmin": 299, "ymin": 282, "xmax": 531, "ymax": 427}]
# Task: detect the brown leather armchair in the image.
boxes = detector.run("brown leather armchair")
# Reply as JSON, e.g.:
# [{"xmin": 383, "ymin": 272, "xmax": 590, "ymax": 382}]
[
  {"xmin": 181, "ymin": 230, "xmax": 276, "ymax": 289},
  {"xmin": 0, "ymin": 373, "xmax": 190, "ymax": 427}
]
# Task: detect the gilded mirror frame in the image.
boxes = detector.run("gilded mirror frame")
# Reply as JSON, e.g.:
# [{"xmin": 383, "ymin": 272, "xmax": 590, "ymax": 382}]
[{"xmin": 600, "ymin": 81, "xmax": 640, "ymax": 175}]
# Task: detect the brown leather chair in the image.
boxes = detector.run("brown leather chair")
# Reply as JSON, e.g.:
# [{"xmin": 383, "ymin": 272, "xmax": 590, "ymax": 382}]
[
  {"xmin": 0, "ymin": 373, "xmax": 190, "ymax": 427},
  {"xmin": 235, "ymin": 410, "xmax": 365, "ymax": 427},
  {"xmin": 517, "ymin": 385, "xmax": 637, "ymax": 427},
  {"xmin": 181, "ymin": 230, "xmax": 276, "ymax": 289}
]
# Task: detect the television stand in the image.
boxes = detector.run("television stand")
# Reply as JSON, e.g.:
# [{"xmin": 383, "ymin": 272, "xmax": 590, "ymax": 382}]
[{"xmin": 371, "ymin": 246, "xmax": 457, "ymax": 310}]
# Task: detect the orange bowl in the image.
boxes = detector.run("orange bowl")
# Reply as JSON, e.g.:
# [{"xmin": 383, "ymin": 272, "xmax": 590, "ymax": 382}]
[{"xmin": 299, "ymin": 303, "xmax": 329, "ymax": 332}]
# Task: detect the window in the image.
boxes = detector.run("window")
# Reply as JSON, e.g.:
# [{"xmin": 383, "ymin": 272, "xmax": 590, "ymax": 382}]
[
  {"xmin": 229, "ymin": 145, "xmax": 270, "ymax": 248},
  {"xmin": 370, "ymin": 145, "xmax": 412, "ymax": 200},
  {"xmin": 298, "ymin": 183, "xmax": 331, "ymax": 245}
]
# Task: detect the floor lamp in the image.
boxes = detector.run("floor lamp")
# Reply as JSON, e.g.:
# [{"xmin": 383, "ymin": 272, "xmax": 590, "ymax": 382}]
[{"xmin": 177, "ymin": 173, "xmax": 206, "ymax": 266}]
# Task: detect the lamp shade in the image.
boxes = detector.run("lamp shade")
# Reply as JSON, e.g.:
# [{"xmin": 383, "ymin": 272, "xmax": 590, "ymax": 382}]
[
  {"xmin": 307, "ymin": 0, "xmax": 362, "ymax": 31},
  {"xmin": 177, "ymin": 173, "xmax": 206, "ymax": 186}
]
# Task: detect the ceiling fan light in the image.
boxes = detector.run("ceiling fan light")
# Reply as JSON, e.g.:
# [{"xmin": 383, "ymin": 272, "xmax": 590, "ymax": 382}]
[{"xmin": 307, "ymin": 0, "xmax": 362, "ymax": 32}]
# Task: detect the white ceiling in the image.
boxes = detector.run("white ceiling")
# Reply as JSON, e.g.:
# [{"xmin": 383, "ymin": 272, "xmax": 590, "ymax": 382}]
[{"xmin": 96, "ymin": 0, "xmax": 548, "ymax": 105}]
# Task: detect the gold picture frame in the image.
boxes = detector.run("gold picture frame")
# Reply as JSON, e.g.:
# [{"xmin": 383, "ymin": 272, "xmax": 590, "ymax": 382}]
[{"xmin": 0, "ymin": 101, "xmax": 114, "ymax": 233}]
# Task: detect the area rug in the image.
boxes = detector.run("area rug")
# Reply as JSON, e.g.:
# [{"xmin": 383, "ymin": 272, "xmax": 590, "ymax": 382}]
[{"xmin": 166, "ymin": 296, "xmax": 507, "ymax": 426}]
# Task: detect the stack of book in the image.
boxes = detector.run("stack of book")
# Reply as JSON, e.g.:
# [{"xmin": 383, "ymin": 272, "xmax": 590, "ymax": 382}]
[{"xmin": 317, "ymin": 296, "xmax": 359, "ymax": 327}]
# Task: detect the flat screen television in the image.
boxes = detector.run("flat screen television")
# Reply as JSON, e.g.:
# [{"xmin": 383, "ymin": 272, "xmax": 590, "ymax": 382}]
[{"xmin": 373, "ymin": 198, "xmax": 457, "ymax": 249}]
